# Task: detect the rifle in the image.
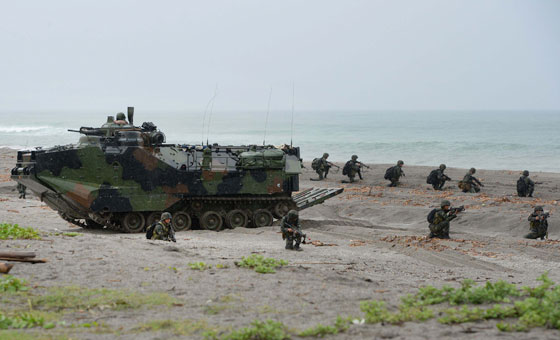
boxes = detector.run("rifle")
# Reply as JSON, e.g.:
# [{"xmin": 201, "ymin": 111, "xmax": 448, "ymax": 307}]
[
  {"xmin": 327, "ymin": 162, "xmax": 340, "ymax": 169},
  {"xmin": 449, "ymin": 205, "xmax": 465, "ymax": 215},
  {"xmin": 538, "ymin": 212, "xmax": 550, "ymax": 240},
  {"xmin": 283, "ymin": 223, "xmax": 307, "ymax": 244},
  {"xmin": 356, "ymin": 161, "xmax": 370, "ymax": 169},
  {"xmin": 168, "ymin": 226, "xmax": 177, "ymax": 243}
]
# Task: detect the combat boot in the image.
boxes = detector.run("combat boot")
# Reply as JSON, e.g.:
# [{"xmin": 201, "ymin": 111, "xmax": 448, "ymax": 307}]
[
  {"xmin": 294, "ymin": 243, "xmax": 303, "ymax": 251},
  {"xmin": 428, "ymin": 232, "xmax": 436, "ymax": 239},
  {"xmin": 285, "ymin": 240, "xmax": 293, "ymax": 250}
]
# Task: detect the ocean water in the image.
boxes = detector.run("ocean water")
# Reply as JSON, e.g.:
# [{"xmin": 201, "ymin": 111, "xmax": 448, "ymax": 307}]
[{"xmin": 0, "ymin": 110, "xmax": 559, "ymax": 172}]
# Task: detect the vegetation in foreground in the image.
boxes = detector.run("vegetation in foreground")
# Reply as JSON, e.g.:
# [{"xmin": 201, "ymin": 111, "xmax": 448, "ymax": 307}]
[
  {"xmin": 0, "ymin": 223, "xmax": 41, "ymax": 240},
  {"xmin": 235, "ymin": 254, "xmax": 288, "ymax": 274}
]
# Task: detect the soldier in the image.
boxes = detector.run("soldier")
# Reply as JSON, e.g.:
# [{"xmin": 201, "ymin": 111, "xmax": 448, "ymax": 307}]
[
  {"xmin": 17, "ymin": 183, "xmax": 26, "ymax": 199},
  {"xmin": 460, "ymin": 168, "xmax": 483, "ymax": 193},
  {"xmin": 342, "ymin": 155, "xmax": 361, "ymax": 183},
  {"xmin": 428, "ymin": 200, "xmax": 464, "ymax": 239},
  {"xmin": 525, "ymin": 206, "xmax": 549, "ymax": 240},
  {"xmin": 517, "ymin": 170, "xmax": 535, "ymax": 197},
  {"xmin": 385, "ymin": 160, "xmax": 405, "ymax": 187},
  {"xmin": 281, "ymin": 210, "xmax": 304, "ymax": 251},
  {"xmin": 311, "ymin": 153, "xmax": 332, "ymax": 181},
  {"xmin": 427, "ymin": 164, "xmax": 451, "ymax": 190},
  {"xmin": 151, "ymin": 212, "xmax": 176, "ymax": 242},
  {"xmin": 114, "ymin": 112, "xmax": 128, "ymax": 125}
]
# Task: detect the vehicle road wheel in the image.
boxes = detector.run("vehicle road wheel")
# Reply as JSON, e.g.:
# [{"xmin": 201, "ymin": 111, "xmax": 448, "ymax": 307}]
[
  {"xmin": 85, "ymin": 219, "xmax": 104, "ymax": 229},
  {"xmin": 172, "ymin": 211, "xmax": 192, "ymax": 231},
  {"xmin": 200, "ymin": 211, "xmax": 223, "ymax": 231},
  {"xmin": 252, "ymin": 209, "xmax": 273, "ymax": 228},
  {"xmin": 121, "ymin": 212, "xmax": 146, "ymax": 233},
  {"xmin": 145, "ymin": 212, "xmax": 161, "ymax": 228},
  {"xmin": 273, "ymin": 201, "xmax": 291, "ymax": 219},
  {"xmin": 226, "ymin": 209, "xmax": 248, "ymax": 229}
]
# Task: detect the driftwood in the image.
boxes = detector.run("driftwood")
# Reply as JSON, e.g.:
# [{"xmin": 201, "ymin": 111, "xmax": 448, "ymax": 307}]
[
  {"xmin": 0, "ymin": 262, "xmax": 14, "ymax": 274},
  {"xmin": 0, "ymin": 251, "xmax": 36, "ymax": 259},
  {"xmin": 0, "ymin": 257, "xmax": 46, "ymax": 264}
]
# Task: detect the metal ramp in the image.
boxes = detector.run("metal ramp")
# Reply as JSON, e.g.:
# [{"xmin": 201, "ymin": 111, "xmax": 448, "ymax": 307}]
[{"xmin": 292, "ymin": 187, "xmax": 344, "ymax": 211}]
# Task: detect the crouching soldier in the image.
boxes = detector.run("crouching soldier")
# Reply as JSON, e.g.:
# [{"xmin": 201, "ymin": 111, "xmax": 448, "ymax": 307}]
[
  {"xmin": 281, "ymin": 210, "xmax": 304, "ymax": 251},
  {"xmin": 385, "ymin": 160, "xmax": 405, "ymax": 187},
  {"xmin": 427, "ymin": 200, "xmax": 464, "ymax": 239},
  {"xmin": 459, "ymin": 168, "xmax": 484, "ymax": 193},
  {"xmin": 525, "ymin": 206, "xmax": 550, "ymax": 240},
  {"xmin": 427, "ymin": 164, "xmax": 451, "ymax": 191},
  {"xmin": 150, "ymin": 212, "xmax": 176, "ymax": 242},
  {"xmin": 17, "ymin": 183, "xmax": 26, "ymax": 199},
  {"xmin": 517, "ymin": 170, "xmax": 535, "ymax": 197}
]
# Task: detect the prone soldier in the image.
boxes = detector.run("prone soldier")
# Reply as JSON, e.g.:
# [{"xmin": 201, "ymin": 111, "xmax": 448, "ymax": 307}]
[
  {"xmin": 427, "ymin": 164, "xmax": 451, "ymax": 190},
  {"xmin": 427, "ymin": 200, "xmax": 464, "ymax": 239},
  {"xmin": 385, "ymin": 160, "xmax": 405, "ymax": 187},
  {"xmin": 459, "ymin": 168, "xmax": 484, "ymax": 193},
  {"xmin": 151, "ymin": 212, "xmax": 176, "ymax": 242},
  {"xmin": 525, "ymin": 206, "xmax": 550, "ymax": 240},
  {"xmin": 281, "ymin": 210, "xmax": 305, "ymax": 251},
  {"xmin": 517, "ymin": 170, "xmax": 535, "ymax": 197}
]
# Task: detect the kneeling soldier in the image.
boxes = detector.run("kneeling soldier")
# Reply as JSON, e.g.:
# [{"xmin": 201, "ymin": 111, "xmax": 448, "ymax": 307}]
[
  {"xmin": 281, "ymin": 210, "xmax": 304, "ymax": 251},
  {"xmin": 525, "ymin": 206, "xmax": 549, "ymax": 240},
  {"xmin": 428, "ymin": 200, "xmax": 464, "ymax": 239},
  {"xmin": 152, "ymin": 212, "xmax": 176, "ymax": 242}
]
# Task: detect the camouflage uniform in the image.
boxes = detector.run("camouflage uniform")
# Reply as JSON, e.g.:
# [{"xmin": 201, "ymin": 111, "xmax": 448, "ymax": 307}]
[
  {"xmin": 431, "ymin": 164, "xmax": 450, "ymax": 191},
  {"xmin": 461, "ymin": 168, "xmax": 482, "ymax": 193},
  {"xmin": 151, "ymin": 212, "xmax": 175, "ymax": 242},
  {"xmin": 525, "ymin": 206, "xmax": 548, "ymax": 240},
  {"xmin": 517, "ymin": 170, "xmax": 535, "ymax": 197},
  {"xmin": 387, "ymin": 160, "xmax": 405, "ymax": 187},
  {"xmin": 315, "ymin": 153, "xmax": 331, "ymax": 180},
  {"xmin": 17, "ymin": 183, "xmax": 26, "ymax": 199},
  {"xmin": 343, "ymin": 155, "xmax": 361, "ymax": 183},
  {"xmin": 281, "ymin": 210, "xmax": 303, "ymax": 251},
  {"xmin": 428, "ymin": 200, "xmax": 457, "ymax": 239}
]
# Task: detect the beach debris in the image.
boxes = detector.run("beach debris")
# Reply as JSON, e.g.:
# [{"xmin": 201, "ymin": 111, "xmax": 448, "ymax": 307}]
[
  {"xmin": 350, "ymin": 240, "xmax": 367, "ymax": 247},
  {"xmin": 310, "ymin": 240, "xmax": 337, "ymax": 247},
  {"xmin": 0, "ymin": 251, "xmax": 47, "ymax": 264},
  {"xmin": 0, "ymin": 263, "xmax": 14, "ymax": 274}
]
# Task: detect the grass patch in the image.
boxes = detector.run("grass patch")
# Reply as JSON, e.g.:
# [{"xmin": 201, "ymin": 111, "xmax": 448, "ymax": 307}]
[
  {"xmin": 0, "ymin": 311, "xmax": 55, "ymax": 330},
  {"xmin": 136, "ymin": 319, "xmax": 213, "ymax": 336},
  {"xmin": 299, "ymin": 316, "xmax": 351, "ymax": 337},
  {"xmin": 62, "ymin": 232, "xmax": 80, "ymax": 237},
  {"xmin": 30, "ymin": 286, "xmax": 178, "ymax": 312},
  {"xmin": 0, "ymin": 330, "xmax": 70, "ymax": 340},
  {"xmin": 205, "ymin": 320, "xmax": 289, "ymax": 340},
  {"xmin": 0, "ymin": 223, "xmax": 41, "ymax": 240},
  {"xmin": 189, "ymin": 262, "xmax": 212, "ymax": 270},
  {"xmin": 0, "ymin": 275, "xmax": 28, "ymax": 293},
  {"xmin": 359, "ymin": 273, "xmax": 560, "ymax": 332},
  {"xmin": 235, "ymin": 255, "xmax": 288, "ymax": 274}
]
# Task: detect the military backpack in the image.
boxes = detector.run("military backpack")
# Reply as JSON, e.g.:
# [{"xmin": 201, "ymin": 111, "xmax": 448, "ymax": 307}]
[
  {"xmin": 427, "ymin": 170, "xmax": 439, "ymax": 184},
  {"xmin": 516, "ymin": 177, "xmax": 527, "ymax": 195},
  {"xmin": 342, "ymin": 161, "xmax": 352, "ymax": 176},
  {"xmin": 145, "ymin": 222, "xmax": 157, "ymax": 239},
  {"xmin": 384, "ymin": 166, "xmax": 395, "ymax": 180},
  {"xmin": 311, "ymin": 158, "xmax": 321, "ymax": 170},
  {"xmin": 427, "ymin": 208, "xmax": 438, "ymax": 223}
]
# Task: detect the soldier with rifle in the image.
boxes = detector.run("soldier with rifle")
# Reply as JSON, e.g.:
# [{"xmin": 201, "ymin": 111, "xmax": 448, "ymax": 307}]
[
  {"xmin": 427, "ymin": 164, "xmax": 451, "ymax": 191},
  {"xmin": 459, "ymin": 168, "xmax": 484, "ymax": 193},
  {"xmin": 311, "ymin": 153, "xmax": 340, "ymax": 181},
  {"xmin": 342, "ymin": 155, "xmax": 366, "ymax": 183},
  {"xmin": 150, "ymin": 212, "xmax": 176, "ymax": 242},
  {"xmin": 517, "ymin": 170, "xmax": 537, "ymax": 197},
  {"xmin": 17, "ymin": 183, "xmax": 26, "ymax": 199},
  {"xmin": 281, "ymin": 210, "xmax": 306, "ymax": 251},
  {"xmin": 384, "ymin": 160, "xmax": 405, "ymax": 187},
  {"xmin": 427, "ymin": 200, "xmax": 465, "ymax": 239},
  {"xmin": 525, "ymin": 206, "xmax": 550, "ymax": 240}
]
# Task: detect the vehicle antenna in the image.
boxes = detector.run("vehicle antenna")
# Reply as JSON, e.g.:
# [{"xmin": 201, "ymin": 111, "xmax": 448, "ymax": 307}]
[
  {"xmin": 290, "ymin": 82, "xmax": 295, "ymax": 147},
  {"xmin": 263, "ymin": 86, "xmax": 272, "ymax": 145},
  {"xmin": 201, "ymin": 85, "xmax": 218, "ymax": 145},
  {"xmin": 206, "ymin": 84, "xmax": 218, "ymax": 145}
]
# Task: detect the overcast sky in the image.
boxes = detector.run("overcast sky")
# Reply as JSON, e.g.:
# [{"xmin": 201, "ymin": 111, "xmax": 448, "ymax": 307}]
[{"xmin": 0, "ymin": 0, "xmax": 559, "ymax": 112}]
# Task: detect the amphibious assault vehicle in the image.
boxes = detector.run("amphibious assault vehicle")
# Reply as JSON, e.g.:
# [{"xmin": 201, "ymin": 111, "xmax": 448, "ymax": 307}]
[{"xmin": 12, "ymin": 108, "xmax": 342, "ymax": 232}]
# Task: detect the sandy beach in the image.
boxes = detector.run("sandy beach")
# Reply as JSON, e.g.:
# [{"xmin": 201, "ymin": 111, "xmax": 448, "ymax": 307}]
[{"xmin": 1, "ymin": 146, "xmax": 559, "ymax": 339}]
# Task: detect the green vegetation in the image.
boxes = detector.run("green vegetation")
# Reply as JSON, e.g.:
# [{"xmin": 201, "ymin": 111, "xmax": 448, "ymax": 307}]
[
  {"xmin": 0, "ymin": 311, "xmax": 54, "ymax": 330},
  {"xmin": 299, "ymin": 317, "xmax": 351, "ymax": 337},
  {"xmin": 61, "ymin": 232, "xmax": 80, "ymax": 237},
  {"xmin": 0, "ymin": 275, "xmax": 28, "ymax": 293},
  {"xmin": 235, "ymin": 255, "xmax": 288, "ymax": 274},
  {"xmin": 136, "ymin": 319, "xmax": 213, "ymax": 336},
  {"xmin": 0, "ymin": 223, "xmax": 41, "ymax": 240},
  {"xmin": 30, "ymin": 285, "xmax": 178, "ymax": 312},
  {"xmin": 189, "ymin": 262, "xmax": 212, "ymax": 270},
  {"xmin": 0, "ymin": 330, "xmax": 70, "ymax": 340},
  {"xmin": 216, "ymin": 264, "xmax": 229, "ymax": 269},
  {"xmin": 205, "ymin": 320, "xmax": 289, "ymax": 340},
  {"xmin": 359, "ymin": 273, "xmax": 560, "ymax": 332}
]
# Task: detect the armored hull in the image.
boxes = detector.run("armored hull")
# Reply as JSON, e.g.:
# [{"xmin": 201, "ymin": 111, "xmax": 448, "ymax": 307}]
[{"xmin": 11, "ymin": 110, "xmax": 342, "ymax": 232}]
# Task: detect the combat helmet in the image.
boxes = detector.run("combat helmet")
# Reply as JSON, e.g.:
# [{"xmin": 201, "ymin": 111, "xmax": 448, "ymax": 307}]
[
  {"xmin": 470, "ymin": 167, "xmax": 476, "ymax": 174},
  {"xmin": 441, "ymin": 200, "xmax": 451, "ymax": 208},
  {"xmin": 351, "ymin": 155, "xmax": 358, "ymax": 160},
  {"xmin": 287, "ymin": 210, "xmax": 298, "ymax": 220},
  {"xmin": 523, "ymin": 170, "xmax": 529, "ymax": 176},
  {"xmin": 440, "ymin": 164, "xmax": 446, "ymax": 170},
  {"xmin": 397, "ymin": 160, "xmax": 404, "ymax": 166},
  {"xmin": 534, "ymin": 206, "xmax": 543, "ymax": 212},
  {"xmin": 161, "ymin": 212, "xmax": 172, "ymax": 221},
  {"xmin": 323, "ymin": 153, "xmax": 329, "ymax": 158},
  {"xmin": 116, "ymin": 112, "xmax": 126, "ymax": 121}
]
